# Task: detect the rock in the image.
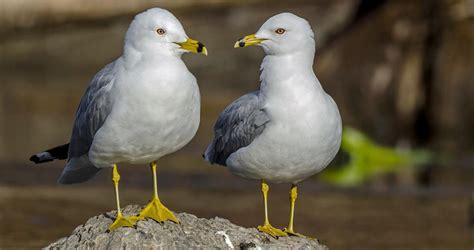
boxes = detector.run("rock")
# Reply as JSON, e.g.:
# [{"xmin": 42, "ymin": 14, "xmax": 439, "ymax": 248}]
[{"xmin": 45, "ymin": 205, "xmax": 328, "ymax": 249}]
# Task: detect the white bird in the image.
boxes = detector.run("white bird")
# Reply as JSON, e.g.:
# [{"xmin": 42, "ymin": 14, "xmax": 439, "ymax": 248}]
[
  {"xmin": 204, "ymin": 13, "xmax": 342, "ymax": 238},
  {"xmin": 30, "ymin": 8, "xmax": 207, "ymax": 231}
]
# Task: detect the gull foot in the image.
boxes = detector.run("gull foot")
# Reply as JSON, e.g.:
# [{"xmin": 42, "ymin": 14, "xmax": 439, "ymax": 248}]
[
  {"xmin": 137, "ymin": 197, "xmax": 179, "ymax": 223},
  {"xmin": 257, "ymin": 223, "xmax": 288, "ymax": 238},
  {"xmin": 283, "ymin": 228, "xmax": 315, "ymax": 239},
  {"xmin": 108, "ymin": 213, "xmax": 138, "ymax": 231}
]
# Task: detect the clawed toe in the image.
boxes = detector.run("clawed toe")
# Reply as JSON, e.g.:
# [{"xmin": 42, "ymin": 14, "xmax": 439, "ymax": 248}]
[
  {"xmin": 136, "ymin": 198, "xmax": 179, "ymax": 224},
  {"xmin": 258, "ymin": 223, "xmax": 288, "ymax": 238},
  {"xmin": 108, "ymin": 213, "xmax": 138, "ymax": 231},
  {"xmin": 283, "ymin": 228, "xmax": 315, "ymax": 239}
]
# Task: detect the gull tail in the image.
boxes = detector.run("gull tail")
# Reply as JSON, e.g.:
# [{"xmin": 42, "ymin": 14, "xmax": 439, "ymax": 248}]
[
  {"xmin": 57, "ymin": 155, "xmax": 101, "ymax": 184},
  {"xmin": 30, "ymin": 143, "xmax": 69, "ymax": 164},
  {"xmin": 30, "ymin": 143, "xmax": 101, "ymax": 184},
  {"xmin": 203, "ymin": 142, "xmax": 216, "ymax": 164}
]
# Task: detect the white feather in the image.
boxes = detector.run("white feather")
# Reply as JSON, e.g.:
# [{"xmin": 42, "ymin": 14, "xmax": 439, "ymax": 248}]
[
  {"xmin": 225, "ymin": 13, "xmax": 342, "ymax": 184},
  {"xmin": 35, "ymin": 152, "xmax": 53, "ymax": 161},
  {"xmin": 87, "ymin": 8, "xmax": 200, "ymax": 168}
]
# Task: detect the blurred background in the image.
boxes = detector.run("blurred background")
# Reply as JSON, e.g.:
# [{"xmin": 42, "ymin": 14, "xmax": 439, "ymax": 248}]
[{"xmin": 0, "ymin": 0, "xmax": 473, "ymax": 249}]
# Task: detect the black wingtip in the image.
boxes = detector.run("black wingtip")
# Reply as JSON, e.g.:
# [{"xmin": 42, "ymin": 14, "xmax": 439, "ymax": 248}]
[{"xmin": 29, "ymin": 155, "xmax": 40, "ymax": 163}]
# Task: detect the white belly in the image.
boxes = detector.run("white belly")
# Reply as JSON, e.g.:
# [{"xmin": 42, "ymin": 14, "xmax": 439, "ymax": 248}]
[
  {"xmin": 226, "ymin": 95, "xmax": 342, "ymax": 184},
  {"xmin": 89, "ymin": 71, "xmax": 200, "ymax": 167}
]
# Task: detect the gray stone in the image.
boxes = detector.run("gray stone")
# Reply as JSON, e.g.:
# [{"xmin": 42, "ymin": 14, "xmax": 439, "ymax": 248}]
[{"xmin": 45, "ymin": 205, "xmax": 328, "ymax": 249}]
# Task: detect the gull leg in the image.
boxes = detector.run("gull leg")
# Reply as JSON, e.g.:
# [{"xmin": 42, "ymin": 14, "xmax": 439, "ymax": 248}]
[
  {"xmin": 136, "ymin": 161, "xmax": 179, "ymax": 223},
  {"xmin": 257, "ymin": 179, "xmax": 287, "ymax": 238},
  {"xmin": 283, "ymin": 184, "xmax": 312, "ymax": 238},
  {"xmin": 108, "ymin": 164, "xmax": 138, "ymax": 231}
]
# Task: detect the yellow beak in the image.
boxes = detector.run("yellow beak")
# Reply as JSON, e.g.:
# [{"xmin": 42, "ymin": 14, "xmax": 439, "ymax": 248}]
[
  {"xmin": 234, "ymin": 34, "xmax": 266, "ymax": 48},
  {"xmin": 176, "ymin": 38, "xmax": 208, "ymax": 55}
]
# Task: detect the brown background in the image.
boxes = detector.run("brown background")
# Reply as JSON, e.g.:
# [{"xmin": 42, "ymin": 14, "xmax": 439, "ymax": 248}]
[{"xmin": 0, "ymin": 0, "xmax": 473, "ymax": 249}]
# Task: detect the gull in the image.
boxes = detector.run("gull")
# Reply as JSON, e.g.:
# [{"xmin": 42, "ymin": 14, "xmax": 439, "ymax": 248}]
[
  {"xmin": 204, "ymin": 13, "xmax": 342, "ymax": 238},
  {"xmin": 30, "ymin": 8, "xmax": 207, "ymax": 231}
]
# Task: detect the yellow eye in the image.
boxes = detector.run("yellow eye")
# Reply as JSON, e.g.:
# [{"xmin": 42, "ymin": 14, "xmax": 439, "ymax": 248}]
[
  {"xmin": 275, "ymin": 28, "xmax": 286, "ymax": 34},
  {"xmin": 156, "ymin": 28, "xmax": 166, "ymax": 35}
]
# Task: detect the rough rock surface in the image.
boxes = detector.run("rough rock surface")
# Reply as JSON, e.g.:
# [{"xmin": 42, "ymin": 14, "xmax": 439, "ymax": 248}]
[{"xmin": 45, "ymin": 205, "xmax": 328, "ymax": 249}]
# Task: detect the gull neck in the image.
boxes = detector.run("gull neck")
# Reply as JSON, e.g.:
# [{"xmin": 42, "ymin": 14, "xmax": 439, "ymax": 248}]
[
  {"xmin": 259, "ymin": 49, "xmax": 321, "ymax": 92},
  {"xmin": 123, "ymin": 45, "xmax": 182, "ymax": 69}
]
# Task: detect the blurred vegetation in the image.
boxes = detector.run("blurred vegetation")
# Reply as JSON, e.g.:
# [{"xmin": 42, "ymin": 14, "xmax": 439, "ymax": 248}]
[{"xmin": 321, "ymin": 127, "xmax": 433, "ymax": 187}]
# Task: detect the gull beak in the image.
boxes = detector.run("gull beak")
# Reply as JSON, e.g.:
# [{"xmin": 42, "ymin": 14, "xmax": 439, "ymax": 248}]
[
  {"xmin": 234, "ymin": 34, "xmax": 266, "ymax": 48},
  {"xmin": 176, "ymin": 38, "xmax": 208, "ymax": 56}
]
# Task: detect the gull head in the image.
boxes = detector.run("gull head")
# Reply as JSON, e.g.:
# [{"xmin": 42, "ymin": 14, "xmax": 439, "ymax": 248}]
[
  {"xmin": 125, "ymin": 8, "xmax": 207, "ymax": 57},
  {"xmin": 234, "ymin": 12, "xmax": 314, "ymax": 55}
]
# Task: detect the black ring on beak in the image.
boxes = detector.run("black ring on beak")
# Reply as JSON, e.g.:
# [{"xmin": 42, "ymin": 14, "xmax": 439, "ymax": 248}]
[{"xmin": 197, "ymin": 42, "xmax": 204, "ymax": 53}]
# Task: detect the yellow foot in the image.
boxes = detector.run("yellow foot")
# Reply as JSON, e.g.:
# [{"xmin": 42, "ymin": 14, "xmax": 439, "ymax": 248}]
[
  {"xmin": 108, "ymin": 213, "xmax": 138, "ymax": 231},
  {"xmin": 258, "ymin": 223, "xmax": 288, "ymax": 238},
  {"xmin": 283, "ymin": 228, "xmax": 315, "ymax": 239},
  {"xmin": 137, "ymin": 198, "xmax": 179, "ymax": 223}
]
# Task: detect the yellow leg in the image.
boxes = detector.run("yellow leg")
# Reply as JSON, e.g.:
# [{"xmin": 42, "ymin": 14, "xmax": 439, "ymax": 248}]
[
  {"xmin": 283, "ymin": 184, "xmax": 312, "ymax": 238},
  {"xmin": 257, "ymin": 180, "xmax": 287, "ymax": 238},
  {"xmin": 136, "ymin": 161, "xmax": 179, "ymax": 223},
  {"xmin": 108, "ymin": 164, "xmax": 138, "ymax": 231}
]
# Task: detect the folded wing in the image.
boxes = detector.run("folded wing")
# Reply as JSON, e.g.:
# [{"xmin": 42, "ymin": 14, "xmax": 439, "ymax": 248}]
[
  {"xmin": 58, "ymin": 61, "xmax": 117, "ymax": 184},
  {"xmin": 204, "ymin": 91, "xmax": 270, "ymax": 166}
]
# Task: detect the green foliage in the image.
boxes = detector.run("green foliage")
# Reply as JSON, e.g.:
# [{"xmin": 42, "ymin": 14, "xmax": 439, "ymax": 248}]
[{"xmin": 320, "ymin": 127, "xmax": 433, "ymax": 187}]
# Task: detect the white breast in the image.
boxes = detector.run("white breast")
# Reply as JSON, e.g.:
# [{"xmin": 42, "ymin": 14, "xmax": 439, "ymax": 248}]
[
  {"xmin": 89, "ymin": 57, "xmax": 200, "ymax": 167},
  {"xmin": 226, "ymin": 57, "xmax": 342, "ymax": 184}
]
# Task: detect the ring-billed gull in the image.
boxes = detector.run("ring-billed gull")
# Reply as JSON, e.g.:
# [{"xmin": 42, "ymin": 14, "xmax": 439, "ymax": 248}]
[
  {"xmin": 204, "ymin": 13, "xmax": 342, "ymax": 238},
  {"xmin": 30, "ymin": 8, "xmax": 207, "ymax": 230}
]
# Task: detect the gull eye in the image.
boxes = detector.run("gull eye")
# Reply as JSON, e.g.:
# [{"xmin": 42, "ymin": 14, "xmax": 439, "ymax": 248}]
[
  {"xmin": 275, "ymin": 28, "xmax": 286, "ymax": 35},
  {"xmin": 156, "ymin": 28, "xmax": 166, "ymax": 35}
]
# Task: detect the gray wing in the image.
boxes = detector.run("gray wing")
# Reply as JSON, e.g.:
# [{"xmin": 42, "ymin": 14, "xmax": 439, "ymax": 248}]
[
  {"xmin": 58, "ymin": 61, "xmax": 116, "ymax": 184},
  {"xmin": 204, "ymin": 91, "xmax": 270, "ymax": 166}
]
